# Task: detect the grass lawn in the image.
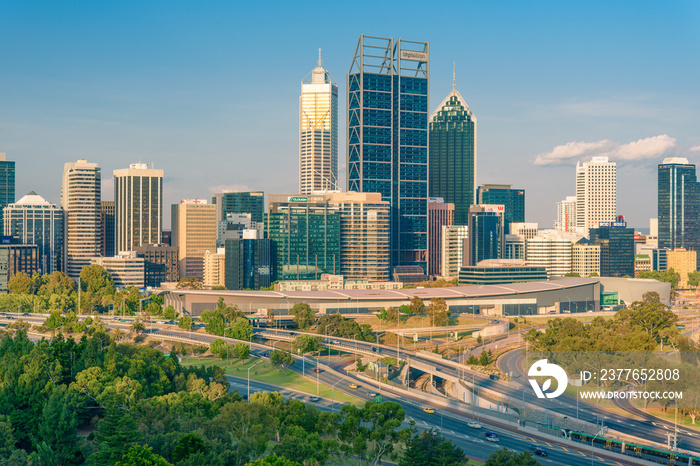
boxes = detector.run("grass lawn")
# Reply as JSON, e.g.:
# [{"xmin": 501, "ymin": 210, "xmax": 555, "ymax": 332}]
[
  {"xmin": 181, "ymin": 356, "xmax": 363, "ymax": 405},
  {"xmin": 354, "ymin": 315, "xmax": 483, "ymax": 332},
  {"xmin": 628, "ymin": 401, "xmax": 700, "ymax": 431}
]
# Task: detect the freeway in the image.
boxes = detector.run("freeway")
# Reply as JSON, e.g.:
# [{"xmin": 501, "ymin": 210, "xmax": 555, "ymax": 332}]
[
  {"xmin": 257, "ymin": 327, "xmax": 700, "ymax": 455},
  {"xmin": 3, "ymin": 314, "xmax": 694, "ymax": 463}
]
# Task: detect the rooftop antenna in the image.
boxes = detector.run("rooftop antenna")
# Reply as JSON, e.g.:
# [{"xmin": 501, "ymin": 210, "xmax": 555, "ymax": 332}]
[
  {"xmin": 318, "ymin": 48, "xmax": 322, "ymax": 67},
  {"xmin": 453, "ymin": 61, "xmax": 456, "ymax": 91}
]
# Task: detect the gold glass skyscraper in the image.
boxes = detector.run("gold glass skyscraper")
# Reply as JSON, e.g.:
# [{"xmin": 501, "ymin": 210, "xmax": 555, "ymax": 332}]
[{"xmin": 300, "ymin": 50, "xmax": 338, "ymax": 194}]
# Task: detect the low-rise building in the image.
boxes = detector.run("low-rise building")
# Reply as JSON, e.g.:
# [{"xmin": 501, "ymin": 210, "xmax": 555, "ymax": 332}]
[
  {"xmin": 666, "ymin": 248, "xmax": 697, "ymax": 288},
  {"xmin": 458, "ymin": 259, "xmax": 548, "ymax": 285},
  {"xmin": 90, "ymin": 252, "xmax": 145, "ymax": 288}
]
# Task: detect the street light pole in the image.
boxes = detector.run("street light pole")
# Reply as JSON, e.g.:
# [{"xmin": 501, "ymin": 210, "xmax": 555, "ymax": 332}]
[{"xmin": 247, "ymin": 359, "xmax": 263, "ymax": 400}]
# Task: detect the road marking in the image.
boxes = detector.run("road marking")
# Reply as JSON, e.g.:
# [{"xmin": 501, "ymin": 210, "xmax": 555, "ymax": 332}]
[{"xmin": 449, "ymin": 430, "xmax": 455, "ymax": 434}]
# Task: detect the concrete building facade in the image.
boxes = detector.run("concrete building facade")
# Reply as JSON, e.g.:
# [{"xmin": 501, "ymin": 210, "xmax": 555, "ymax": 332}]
[
  {"xmin": 114, "ymin": 163, "xmax": 163, "ymax": 253},
  {"xmin": 171, "ymin": 199, "xmax": 217, "ymax": 281}
]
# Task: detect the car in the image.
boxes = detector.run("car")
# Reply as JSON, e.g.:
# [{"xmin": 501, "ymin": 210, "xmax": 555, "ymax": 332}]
[
  {"xmin": 533, "ymin": 447, "xmax": 547, "ymax": 457},
  {"xmin": 368, "ymin": 392, "xmax": 378, "ymax": 397},
  {"xmin": 289, "ymin": 332, "xmax": 297, "ymax": 335},
  {"xmin": 349, "ymin": 384, "xmax": 358, "ymax": 389},
  {"xmin": 489, "ymin": 374, "xmax": 499, "ymax": 380},
  {"xmin": 113, "ymin": 317, "xmax": 121, "ymax": 321},
  {"xmin": 5, "ymin": 316, "xmax": 13, "ymax": 320},
  {"xmin": 308, "ymin": 396, "xmax": 320, "ymax": 402},
  {"xmin": 166, "ymin": 320, "xmax": 177, "ymax": 325},
  {"xmin": 422, "ymin": 407, "xmax": 435, "ymax": 414},
  {"xmin": 313, "ymin": 368, "xmax": 322, "ymax": 373},
  {"xmin": 332, "ymin": 340, "xmax": 340, "ymax": 344},
  {"xmin": 485, "ymin": 432, "xmax": 499, "ymax": 442},
  {"xmin": 22, "ymin": 313, "xmax": 29, "ymax": 316},
  {"xmin": 372, "ymin": 347, "xmax": 377, "ymax": 352},
  {"xmin": 467, "ymin": 421, "xmax": 482, "ymax": 429}
]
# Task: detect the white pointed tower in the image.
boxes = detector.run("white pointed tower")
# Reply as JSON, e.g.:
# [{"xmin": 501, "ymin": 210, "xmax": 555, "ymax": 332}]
[{"xmin": 299, "ymin": 49, "xmax": 339, "ymax": 194}]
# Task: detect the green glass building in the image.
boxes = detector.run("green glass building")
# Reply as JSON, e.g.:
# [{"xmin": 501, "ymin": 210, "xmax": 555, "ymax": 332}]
[
  {"xmin": 0, "ymin": 153, "xmax": 16, "ymax": 228},
  {"xmin": 429, "ymin": 86, "xmax": 476, "ymax": 226},
  {"xmin": 212, "ymin": 191, "xmax": 264, "ymax": 225},
  {"xmin": 265, "ymin": 196, "xmax": 340, "ymax": 281},
  {"xmin": 589, "ymin": 221, "xmax": 635, "ymax": 277},
  {"xmin": 477, "ymin": 184, "xmax": 525, "ymax": 234}
]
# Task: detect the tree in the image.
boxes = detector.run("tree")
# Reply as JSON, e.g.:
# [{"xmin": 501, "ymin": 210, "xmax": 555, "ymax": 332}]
[
  {"xmin": 163, "ymin": 305, "xmax": 178, "ymax": 320},
  {"xmin": 115, "ymin": 445, "xmax": 172, "ymax": 466},
  {"xmin": 38, "ymin": 271, "xmax": 76, "ymax": 297},
  {"xmin": 131, "ymin": 318, "xmax": 146, "ymax": 335},
  {"xmin": 177, "ymin": 277, "xmax": 202, "ymax": 290},
  {"xmin": 45, "ymin": 310, "xmax": 65, "ymax": 336},
  {"xmin": 233, "ymin": 342, "xmax": 250, "ymax": 361},
  {"xmin": 289, "ymin": 303, "xmax": 316, "ymax": 330},
  {"xmin": 688, "ymin": 271, "xmax": 700, "ymax": 288},
  {"xmin": 427, "ymin": 298, "xmax": 450, "ymax": 327},
  {"xmin": 0, "ymin": 415, "xmax": 15, "ymax": 459},
  {"xmin": 400, "ymin": 430, "xmax": 467, "ymax": 466},
  {"xmin": 245, "ymin": 454, "xmax": 301, "ymax": 466},
  {"xmin": 172, "ymin": 434, "xmax": 207, "ymax": 463},
  {"xmin": 292, "ymin": 334, "xmax": 321, "ymax": 354},
  {"xmin": 270, "ymin": 350, "xmax": 295, "ymax": 375},
  {"xmin": 476, "ymin": 334, "xmax": 483, "ymax": 345},
  {"xmin": 409, "ymin": 296, "xmax": 425, "ymax": 315},
  {"xmin": 485, "ymin": 448, "xmax": 539, "ymax": 465},
  {"xmin": 267, "ymin": 308, "xmax": 276, "ymax": 327},
  {"xmin": 8, "ymin": 272, "xmax": 34, "ymax": 295},
  {"xmin": 79, "ymin": 264, "xmax": 116, "ymax": 313},
  {"xmin": 337, "ymin": 401, "xmax": 407, "ymax": 465},
  {"xmin": 178, "ymin": 315, "xmax": 193, "ymax": 330},
  {"xmin": 91, "ymin": 405, "xmax": 139, "ymax": 464},
  {"xmin": 226, "ymin": 316, "xmax": 253, "ymax": 341},
  {"xmin": 38, "ymin": 385, "xmax": 80, "ymax": 464}
]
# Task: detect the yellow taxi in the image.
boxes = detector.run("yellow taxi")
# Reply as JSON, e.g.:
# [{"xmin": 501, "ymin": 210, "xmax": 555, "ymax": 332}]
[
  {"xmin": 423, "ymin": 407, "xmax": 435, "ymax": 414},
  {"xmin": 349, "ymin": 384, "xmax": 358, "ymax": 389}
]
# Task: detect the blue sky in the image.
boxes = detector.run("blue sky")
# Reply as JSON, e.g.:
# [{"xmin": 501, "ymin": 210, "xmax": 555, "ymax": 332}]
[{"xmin": 1, "ymin": 0, "xmax": 699, "ymax": 229}]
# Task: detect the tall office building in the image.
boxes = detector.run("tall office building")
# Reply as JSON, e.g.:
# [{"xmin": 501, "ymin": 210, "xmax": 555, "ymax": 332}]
[
  {"xmin": 429, "ymin": 76, "xmax": 476, "ymax": 226},
  {"xmin": 466, "ymin": 204, "xmax": 504, "ymax": 266},
  {"xmin": 171, "ymin": 199, "xmax": 217, "ymax": 280},
  {"xmin": 658, "ymin": 158, "xmax": 700, "ymax": 263},
  {"xmin": 300, "ymin": 50, "xmax": 339, "ymax": 194},
  {"xmin": 266, "ymin": 194, "xmax": 340, "ymax": 281},
  {"xmin": 576, "ymin": 157, "xmax": 617, "ymax": 231},
  {"xmin": 0, "ymin": 242, "xmax": 39, "ymax": 292},
  {"xmin": 325, "ymin": 191, "xmax": 390, "ymax": 281},
  {"xmin": 62, "ymin": 160, "xmax": 101, "ymax": 279},
  {"xmin": 100, "ymin": 201, "xmax": 115, "ymax": 257},
  {"xmin": 3, "ymin": 191, "xmax": 63, "ymax": 275},
  {"xmin": 203, "ymin": 249, "xmax": 226, "ymax": 288},
  {"xmin": 525, "ymin": 236, "xmax": 573, "ymax": 277},
  {"xmin": 428, "ymin": 198, "xmax": 454, "ymax": 276},
  {"xmin": 114, "ymin": 163, "xmax": 163, "ymax": 253},
  {"xmin": 556, "ymin": 195, "xmax": 577, "ymax": 232},
  {"xmin": 217, "ymin": 213, "xmax": 252, "ymax": 247},
  {"xmin": 477, "ymin": 184, "xmax": 524, "ymax": 234},
  {"xmin": 348, "ymin": 35, "xmax": 429, "ymax": 272},
  {"xmin": 572, "ymin": 238, "xmax": 600, "ymax": 277},
  {"xmin": 589, "ymin": 220, "xmax": 635, "ymax": 277},
  {"xmin": 134, "ymin": 244, "xmax": 179, "ymax": 287},
  {"xmin": 0, "ymin": 154, "xmax": 15, "ymax": 228},
  {"xmin": 212, "ymin": 191, "xmax": 264, "ymax": 225},
  {"xmin": 225, "ymin": 230, "xmax": 273, "ymax": 291},
  {"xmin": 440, "ymin": 225, "xmax": 468, "ymax": 279}
]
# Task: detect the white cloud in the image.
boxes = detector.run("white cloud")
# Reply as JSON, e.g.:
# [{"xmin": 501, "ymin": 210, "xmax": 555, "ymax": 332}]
[
  {"xmin": 533, "ymin": 134, "xmax": 677, "ymax": 166},
  {"xmin": 689, "ymin": 145, "xmax": 700, "ymax": 152},
  {"xmin": 208, "ymin": 184, "xmax": 251, "ymax": 194}
]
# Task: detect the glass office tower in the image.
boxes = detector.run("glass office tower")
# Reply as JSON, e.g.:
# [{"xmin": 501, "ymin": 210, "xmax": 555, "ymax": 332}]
[
  {"xmin": 0, "ymin": 153, "xmax": 15, "ymax": 228},
  {"xmin": 658, "ymin": 157, "xmax": 699, "ymax": 262},
  {"xmin": 429, "ymin": 86, "xmax": 476, "ymax": 226},
  {"xmin": 348, "ymin": 35, "xmax": 429, "ymax": 272},
  {"xmin": 477, "ymin": 184, "xmax": 525, "ymax": 234},
  {"xmin": 467, "ymin": 205, "xmax": 504, "ymax": 266}
]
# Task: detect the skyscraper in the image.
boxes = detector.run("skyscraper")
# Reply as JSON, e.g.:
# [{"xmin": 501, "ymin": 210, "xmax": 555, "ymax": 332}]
[
  {"xmin": 62, "ymin": 160, "xmax": 101, "ymax": 279},
  {"xmin": 171, "ymin": 199, "xmax": 217, "ymax": 280},
  {"xmin": 212, "ymin": 191, "xmax": 264, "ymax": 225},
  {"xmin": 0, "ymin": 154, "xmax": 15, "ymax": 228},
  {"xmin": 556, "ymin": 195, "xmax": 577, "ymax": 232},
  {"xmin": 428, "ymin": 198, "xmax": 454, "ymax": 276},
  {"xmin": 576, "ymin": 157, "xmax": 617, "ymax": 231},
  {"xmin": 658, "ymin": 157, "xmax": 699, "ymax": 260},
  {"xmin": 477, "ymin": 184, "xmax": 524, "ymax": 234},
  {"xmin": 225, "ymin": 230, "xmax": 273, "ymax": 291},
  {"xmin": 466, "ymin": 204, "xmax": 504, "ymax": 266},
  {"xmin": 3, "ymin": 191, "xmax": 63, "ymax": 274},
  {"xmin": 300, "ymin": 50, "xmax": 338, "ymax": 194},
  {"xmin": 114, "ymin": 163, "xmax": 163, "ymax": 253},
  {"xmin": 589, "ymin": 220, "xmax": 635, "ymax": 277},
  {"xmin": 348, "ymin": 35, "xmax": 429, "ymax": 272},
  {"xmin": 100, "ymin": 201, "xmax": 115, "ymax": 257},
  {"xmin": 429, "ymin": 74, "xmax": 476, "ymax": 226}
]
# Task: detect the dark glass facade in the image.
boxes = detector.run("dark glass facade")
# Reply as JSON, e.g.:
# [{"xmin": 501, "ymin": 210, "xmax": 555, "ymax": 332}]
[
  {"xmin": 348, "ymin": 36, "xmax": 429, "ymax": 272},
  {"xmin": 134, "ymin": 244, "xmax": 179, "ymax": 287},
  {"xmin": 467, "ymin": 207, "xmax": 504, "ymax": 266},
  {"xmin": 214, "ymin": 192, "xmax": 264, "ymax": 225},
  {"xmin": 101, "ymin": 201, "xmax": 115, "ymax": 257},
  {"xmin": 458, "ymin": 265, "xmax": 547, "ymax": 285},
  {"xmin": 429, "ymin": 93, "xmax": 476, "ymax": 226},
  {"xmin": 0, "ymin": 157, "xmax": 16, "ymax": 228},
  {"xmin": 658, "ymin": 161, "xmax": 700, "ymax": 264},
  {"xmin": 477, "ymin": 185, "xmax": 525, "ymax": 234},
  {"xmin": 224, "ymin": 238, "xmax": 273, "ymax": 290},
  {"xmin": 589, "ymin": 224, "xmax": 635, "ymax": 277}
]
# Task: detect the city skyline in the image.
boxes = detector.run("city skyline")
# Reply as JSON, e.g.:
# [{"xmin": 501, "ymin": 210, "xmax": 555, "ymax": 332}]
[{"xmin": 1, "ymin": 1, "xmax": 699, "ymax": 230}]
